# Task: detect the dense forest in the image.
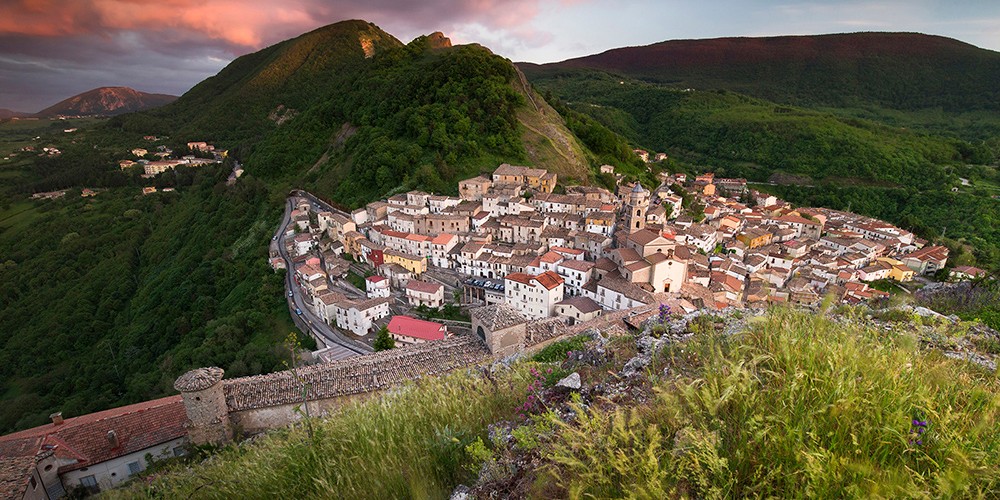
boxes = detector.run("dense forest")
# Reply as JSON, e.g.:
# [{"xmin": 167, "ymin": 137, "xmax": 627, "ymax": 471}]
[{"xmin": 0, "ymin": 165, "xmax": 306, "ymax": 432}]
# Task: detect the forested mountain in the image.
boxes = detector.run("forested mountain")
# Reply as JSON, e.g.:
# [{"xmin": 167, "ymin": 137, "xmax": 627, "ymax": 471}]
[
  {"xmin": 521, "ymin": 32, "xmax": 1000, "ymax": 114},
  {"xmin": 112, "ymin": 20, "xmax": 607, "ymax": 207},
  {"xmin": 0, "ymin": 109, "xmax": 28, "ymax": 119},
  {"xmin": 34, "ymin": 87, "xmax": 177, "ymax": 118}
]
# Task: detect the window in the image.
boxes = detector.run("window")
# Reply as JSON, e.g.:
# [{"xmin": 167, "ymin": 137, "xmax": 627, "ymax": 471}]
[
  {"xmin": 128, "ymin": 461, "xmax": 143, "ymax": 476},
  {"xmin": 80, "ymin": 475, "xmax": 99, "ymax": 493}
]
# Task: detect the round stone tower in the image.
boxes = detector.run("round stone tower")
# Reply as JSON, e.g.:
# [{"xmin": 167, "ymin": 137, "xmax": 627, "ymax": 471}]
[
  {"xmin": 174, "ymin": 367, "xmax": 231, "ymax": 444},
  {"xmin": 626, "ymin": 183, "xmax": 650, "ymax": 232}
]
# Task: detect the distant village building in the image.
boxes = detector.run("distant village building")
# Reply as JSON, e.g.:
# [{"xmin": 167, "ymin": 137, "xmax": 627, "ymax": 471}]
[
  {"xmin": 365, "ymin": 275, "xmax": 390, "ymax": 298},
  {"xmin": 405, "ymin": 279, "xmax": 445, "ymax": 308},
  {"xmin": 555, "ymin": 296, "xmax": 603, "ymax": 325},
  {"xmin": 902, "ymin": 246, "xmax": 949, "ymax": 275},
  {"xmin": 504, "ymin": 271, "xmax": 564, "ymax": 320}
]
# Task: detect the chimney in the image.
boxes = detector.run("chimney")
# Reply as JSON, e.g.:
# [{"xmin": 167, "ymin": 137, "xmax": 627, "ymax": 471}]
[
  {"xmin": 107, "ymin": 430, "xmax": 119, "ymax": 449},
  {"xmin": 50, "ymin": 412, "xmax": 63, "ymax": 426}
]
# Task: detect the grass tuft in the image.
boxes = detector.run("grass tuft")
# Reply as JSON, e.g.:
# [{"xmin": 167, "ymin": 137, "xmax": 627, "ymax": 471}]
[{"xmin": 545, "ymin": 308, "xmax": 1000, "ymax": 498}]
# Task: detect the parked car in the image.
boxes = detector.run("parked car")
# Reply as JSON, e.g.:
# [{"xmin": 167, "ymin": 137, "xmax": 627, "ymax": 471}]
[
  {"xmin": 288, "ymin": 290, "xmax": 294, "ymax": 297},
  {"xmin": 295, "ymin": 308, "xmax": 302, "ymax": 315}
]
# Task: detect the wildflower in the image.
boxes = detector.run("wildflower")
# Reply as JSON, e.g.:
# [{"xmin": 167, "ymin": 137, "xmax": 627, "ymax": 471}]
[
  {"xmin": 908, "ymin": 416, "xmax": 930, "ymax": 447},
  {"xmin": 658, "ymin": 303, "xmax": 672, "ymax": 324}
]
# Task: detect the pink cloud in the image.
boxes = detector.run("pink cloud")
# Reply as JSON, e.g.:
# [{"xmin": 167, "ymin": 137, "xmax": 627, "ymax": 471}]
[{"xmin": 0, "ymin": 0, "xmax": 564, "ymax": 53}]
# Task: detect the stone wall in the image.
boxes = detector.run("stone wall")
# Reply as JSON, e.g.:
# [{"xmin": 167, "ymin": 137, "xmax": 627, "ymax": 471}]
[
  {"xmin": 176, "ymin": 307, "xmax": 658, "ymax": 444},
  {"xmin": 229, "ymin": 393, "xmax": 369, "ymax": 436}
]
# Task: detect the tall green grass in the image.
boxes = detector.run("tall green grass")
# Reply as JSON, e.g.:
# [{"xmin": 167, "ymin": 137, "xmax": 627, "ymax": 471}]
[
  {"xmin": 111, "ymin": 367, "xmax": 532, "ymax": 499},
  {"xmin": 546, "ymin": 308, "xmax": 1000, "ymax": 498}
]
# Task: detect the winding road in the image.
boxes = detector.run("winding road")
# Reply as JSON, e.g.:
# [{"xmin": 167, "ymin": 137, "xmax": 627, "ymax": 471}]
[{"xmin": 274, "ymin": 195, "xmax": 372, "ymax": 360}]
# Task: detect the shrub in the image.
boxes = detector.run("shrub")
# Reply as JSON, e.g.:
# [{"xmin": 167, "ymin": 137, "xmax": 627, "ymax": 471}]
[{"xmin": 532, "ymin": 335, "xmax": 589, "ymax": 363}]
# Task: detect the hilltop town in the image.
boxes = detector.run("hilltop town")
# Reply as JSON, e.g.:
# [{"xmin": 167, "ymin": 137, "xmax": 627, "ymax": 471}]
[{"xmin": 275, "ymin": 160, "xmax": 974, "ymax": 350}]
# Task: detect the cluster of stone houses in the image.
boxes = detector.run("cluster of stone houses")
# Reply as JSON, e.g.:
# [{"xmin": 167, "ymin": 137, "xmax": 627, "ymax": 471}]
[
  {"xmin": 275, "ymin": 162, "xmax": 959, "ymax": 340},
  {"xmin": 118, "ymin": 141, "xmax": 223, "ymax": 178}
]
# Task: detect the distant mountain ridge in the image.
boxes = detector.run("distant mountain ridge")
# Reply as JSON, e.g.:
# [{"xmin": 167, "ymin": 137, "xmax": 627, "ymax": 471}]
[
  {"xmin": 35, "ymin": 86, "xmax": 177, "ymax": 117},
  {"xmin": 521, "ymin": 32, "xmax": 1000, "ymax": 112},
  {"xmin": 0, "ymin": 108, "xmax": 28, "ymax": 119}
]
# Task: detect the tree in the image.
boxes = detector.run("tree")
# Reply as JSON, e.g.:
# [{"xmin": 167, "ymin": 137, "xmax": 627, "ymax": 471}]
[{"xmin": 374, "ymin": 325, "xmax": 395, "ymax": 351}]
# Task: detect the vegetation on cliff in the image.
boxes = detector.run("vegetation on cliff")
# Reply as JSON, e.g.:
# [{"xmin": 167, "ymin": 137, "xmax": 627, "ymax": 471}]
[{"xmin": 0, "ymin": 165, "xmax": 309, "ymax": 433}]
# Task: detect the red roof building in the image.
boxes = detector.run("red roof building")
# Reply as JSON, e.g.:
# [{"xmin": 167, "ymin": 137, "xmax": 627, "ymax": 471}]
[
  {"xmin": 387, "ymin": 315, "xmax": 447, "ymax": 344},
  {"xmin": 0, "ymin": 396, "xmax": 187, "ymax": 495}
]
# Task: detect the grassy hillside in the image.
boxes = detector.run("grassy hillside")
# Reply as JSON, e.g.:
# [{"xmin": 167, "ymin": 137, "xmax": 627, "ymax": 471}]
[
  {"xmin": 0, "ymin": 167, "xmax": 308, "ymax": 433},
  {"xmin": 109, "ymin": 308, "xmax": 1000, "ymax": 498}
]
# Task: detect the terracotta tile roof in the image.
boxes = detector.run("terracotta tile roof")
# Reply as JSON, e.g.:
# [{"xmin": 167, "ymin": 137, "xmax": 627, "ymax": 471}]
[
  {"xmin": 539, "ymin": 251, "xmax": 563, "ymax": 264},
  {"xmin": 645, "ymin": 252, "xmax": 669, "ymax": 264},
  {"xmin": 494, "ymin": 163, "xmax": 529, "ymax": 177},
  {"xmin": 904, "ymin": 245, "xmax": 949, "ymax": 262},
  {"xmin": 952, "ymin": 265, "xmax": 986, "ymax": 277},
  {"xmin": 774, "ymin": 214, "xmax": 821, "ymax": 226},
  {"xmin": 611, "ymin": 247, "xmax": 642, "ymax": 264},
  {"xmin": 626, "ymin": 229, "xmax": 662, "ymax": 246},
  {"xmin": 534, "ymin": 271, "xmax": 565, "ymax": 290},
  {"xmin": 594, "ymin": 257, "xmax": 618, "ymax": 271},
  {"xmin": 406, "ymin": 279, "xmax": 443, "ymax": 294},
  {"xmin": 431, "ymin": 233, "xmax": 456, "ymax": 245},
  {"xmin": 557, "ymin": 296, "xmax": 602, "ymax": 314},
  {"xmin": 316, "ymin": 291, "xmax": 347, "ymax": 305},
  {"xmin": 0, "ymin": 396, "xmax": 186, "ymax": 473},
  {"xmin": 598, "ymin": 277, "xmax": 654, "ymax": 304},
  {"xmin": 0, "ymin": 453, "xmax": 40, "ymax": 499},
  {"xmin": 625, "ymin": 260, "xmax": 651, "ymax": 272},
  {"xmin": 558, "ymin": 259, "xmax": 595, "ymax": 272},
  {"xmin": 505, "ymin": 272, "xmax": 534, "ymax": 286}
]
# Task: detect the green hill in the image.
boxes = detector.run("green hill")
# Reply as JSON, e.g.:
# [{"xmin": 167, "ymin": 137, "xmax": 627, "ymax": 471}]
[{"xmin": 111, "ymin": 20, "xmax": 595, "ymax": 207}]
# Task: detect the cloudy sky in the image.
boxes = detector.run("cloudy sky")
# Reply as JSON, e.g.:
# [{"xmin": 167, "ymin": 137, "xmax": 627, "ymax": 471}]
[{"xmin": 2, "ymin": 0, "xmax": 999, "ymax": 112}]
